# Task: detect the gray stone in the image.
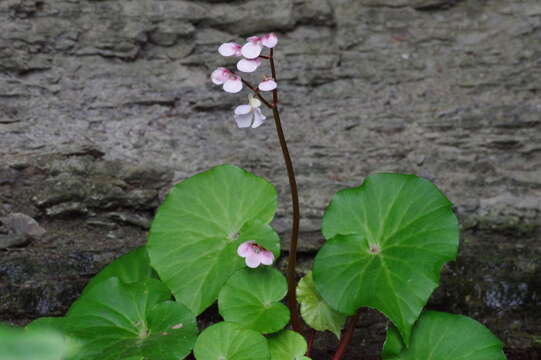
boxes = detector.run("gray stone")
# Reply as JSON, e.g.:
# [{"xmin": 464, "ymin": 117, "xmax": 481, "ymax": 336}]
[
  {"xmin": 0, "ymin": 234, "xmax": 29, "ymax": 249},
  {"xmin": 46, "ymin": 202, "xmax": 88, "ymax": 217},
  {"xmin": 105, "ymin": 212, "xmax": 151, "ymax": 229},
  {"xmin": 409, "ymin": 0, "xmax": 458, "ymax": 10},
  {"xmin": 1, "ymin": 213, "xmax": 46, "ymax": 239}
]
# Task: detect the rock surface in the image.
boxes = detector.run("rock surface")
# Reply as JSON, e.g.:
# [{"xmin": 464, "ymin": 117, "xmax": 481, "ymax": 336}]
[{"xmin": 0, "ymin": 0, "xmax": 540, "ymax": 358}]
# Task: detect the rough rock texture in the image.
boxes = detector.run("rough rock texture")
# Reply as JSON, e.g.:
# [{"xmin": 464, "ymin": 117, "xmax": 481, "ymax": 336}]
[{"xmin": 0, "ymin": 0, "xmax": 540, "ymax": 358}]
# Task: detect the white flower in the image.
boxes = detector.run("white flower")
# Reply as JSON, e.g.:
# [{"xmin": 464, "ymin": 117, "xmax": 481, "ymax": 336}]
[
  {"xmin": 237, "ymin": 241, "xmax": 274, "ymax": 268},
  {"xmin": 237, "ymin": 58, "xmax": 262, "ymax": 73},
  {"xmin": 234, "ymin": 94, "xmax": 266, "ymax": 128},
  {"xmin": 211, "ymin": 67, "xmax": 243, "ymax": 93},
  {"xmin": 241, "ymin": 33, "xmax": 278, "ymax": 59},
  {"xmin": 261, "ymin": 33, "xmax": 278, "ymax": 48},
  {"xmin": 218, "ymin": 42, "xmax": 242, "ymax": 57},
  {"xmin": 258, "ymin": 78, "xmax": 277, "ymax": 91}
]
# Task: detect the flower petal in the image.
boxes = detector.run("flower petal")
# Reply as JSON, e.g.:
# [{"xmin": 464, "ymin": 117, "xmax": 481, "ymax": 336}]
[
  {"xmin": 248, "ymin": 94, "xmax": 261, "ymax": 108},
  {"xmin": 259, "ymin": 250, "xmax": 274, "ymax": 265},
  {"xmin": 223, "ymin": 77, "xmax": 242, "ymax": 93},
  {"xmin": 211, "ymin": 67, "xmax": 228, "ymax": 85},
  {"xmin": 237, "ymin": 241, "xmax": 254, "ymax": 257},
  {"xmin": 258, "ymin": 79, "xmax": 277, "ymax": 92},
  {"xmin": 251, "ymin": 108, "xmax": 266, "ymax": 128},
  {"xmin": 218, "ymin": 42, "xmax": 241, "ymax": 57},
  {"xmin": 235, "ymin": 113, "xmax": 253, "ymax": 128},
  {"xmin": 237, "ymin": 58, "xmax": 261, "ymax": 73},
  {"xmin": 234, "ymin": 104, "xmax": 252, "ymax": 115},
  {"xmin": 245, "ymin": 253, "xmax": 261, "ymax": 268},
  {"xmin": 261, "ymin": 33, "xmax": 278, "ymax": 48},
  {"xmin": 241, "ymin": 42, "xmax": 262, "ymax": 59}
]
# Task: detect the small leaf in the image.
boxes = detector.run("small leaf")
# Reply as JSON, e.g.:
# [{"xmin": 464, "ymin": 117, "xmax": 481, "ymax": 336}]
[
  {"xmin": 267, "ymin": 330, "xmax": 307, "ymax": 360},
  {"xmin": 65, "ymin": 277, "xmax": 198, "ymax": 360},
  {"xmin": 314, "ymin": 173, "xmax": 459, "ymax": 345},
  {"xmin": 82, "ymin": 246, "xmax": 156, "ymax": 294},
  {"xmin": 0, "ymin": 324, "xmax": 68, "ymax": 360},
  {"xmin": 25, "ymin": 317, "xmax": 80, "ymax": 358},
  {"xmin": 296, "ymin": 271, "xmax": 347, "ymax": 338},
  {"xmin": 194, "ymin": 322, "xmax": 270, "ymax": 360},
  {"xmin": 381, "ymin": 324, "xmax": 403, "ymax": 358},
  {"xmin": 147, "ymin": 165, "xmax": 278, "ymax": 315},
  {"xmin": 218, "ymin": 267, "xmax": 289, "ymax": 334},
  {"xmin": 382, "ymin": 311, "xmax": 507, "ymax": 359}
]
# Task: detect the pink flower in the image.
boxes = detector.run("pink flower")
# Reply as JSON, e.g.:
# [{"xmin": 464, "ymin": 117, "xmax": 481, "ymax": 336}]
[
  {"xmin": 258, "ymin": 78, "xmax": 277, "ymax": 91},
  {"xmin": 237, "ymin": 58, "xmax": 262, "ymax": 73},
  {"xmin": 237, "ymin": 241, "xmax": 274, "ymax": 268},
  {"xmin": 261, "ymin": 33, "xmax": 278, "ymax": 48},
  {"xmin": 218, "ymin": 42, "xmax": 242, "ymax": 57},
  {"xmin": 211, "ymin": 67, "xmax": 243, "ymax": 93},
  {"xmin": 234, "ymin": 94, "xmax": 266, "ymax": 128},
  {"xmin": 241, "ymin": 33, "xmax": 278, "ymax": 59}
]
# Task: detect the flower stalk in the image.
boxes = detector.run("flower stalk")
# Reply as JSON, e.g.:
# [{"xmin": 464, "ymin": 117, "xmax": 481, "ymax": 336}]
[
  {"xmin": 211, "ymin": 33, "xmax": 302, "ymax": 333},
  {"xmin": 266, "ymin": 48, "xmax": 302, "ymax": 333}
]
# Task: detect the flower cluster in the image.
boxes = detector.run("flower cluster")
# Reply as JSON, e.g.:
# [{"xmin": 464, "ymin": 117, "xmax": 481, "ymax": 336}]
[
  {"xmin": 211, "ymin": 33, "xmax": 278, "ymax": 128},
  {"xmin": 237, "ymin": 241, "xmax": 274, "ymax": 268}
]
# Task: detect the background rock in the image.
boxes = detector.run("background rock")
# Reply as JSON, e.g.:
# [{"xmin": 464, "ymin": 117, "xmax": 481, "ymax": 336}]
[{"xmin": 0, "ymin": 0, "xmax": 540, "ymax": 358}]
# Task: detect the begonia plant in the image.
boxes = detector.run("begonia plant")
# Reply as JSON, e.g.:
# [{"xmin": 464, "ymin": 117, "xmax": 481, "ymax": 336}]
[{"xmin": 1, "ymin": 33, "xmax": 508, "ymax": 360}]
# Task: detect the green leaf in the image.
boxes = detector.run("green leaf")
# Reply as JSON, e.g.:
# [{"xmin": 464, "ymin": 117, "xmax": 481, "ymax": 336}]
[
  {"xmin": 314, "ymin": 173, "xmax": 459, "ymax": 345},
  {"xmin": 0, "ymin": 324, "xmax": 68, "ymax": 360},
  {"xmin": 381, "ymin": 324, "xmax": 403, "ymax": 358},
  {"xmin": 296, "ymin": 271, "xmax": 346, "ymax": 338},
  {"xmin": 194, "ymin": 322, "xmax": 270, "ymax": 360},
  {"xmin": 83, "ymin": 246, "xmax": 156, "ymax": 294},
  {"xmin": 382, "ymin": 311, "xmax": 507, "ymax": 359},
  {"xmin": 218, "ymin": 267, "xmax": 289, "ymax": 334},
  {"xmin": 25, "ymin": 318, "xmax": 81, "ymax": 359},
  {"xmin": 267, "ymin": 330, "xmax": 307, "ymax": 360},
  {"xmin": 65, "ymin": 277, "xmax": 198, "ymax": 360},
  {"xmin": 147, "ymin": 164, "xmax": 278, "ymax": 315},
  {"xmin": 25, "ymin": 317, "xmax": 67, "ymax": 334}
]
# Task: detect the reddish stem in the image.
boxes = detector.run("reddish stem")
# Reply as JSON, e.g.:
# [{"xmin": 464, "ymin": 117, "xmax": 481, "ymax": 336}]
[
  {"xmin": 332, "ymin": 310, "xmax": 362, "ymax": 360},
  {"xmin": 268, "ymin": 48, "xmax": 302, "ymax": 333},
  {"xmin": 269, "ymin": 48, "xmax": 278, "ymax": 105},
  {"xmin": 306, "ymin": 329, "xmax": 316, "ymax": 357}
]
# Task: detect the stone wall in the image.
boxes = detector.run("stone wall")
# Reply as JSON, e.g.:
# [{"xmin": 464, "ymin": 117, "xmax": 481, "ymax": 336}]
[{"xmin": 1, "ymin": 0, "xmax": 540, "ymax": 358}]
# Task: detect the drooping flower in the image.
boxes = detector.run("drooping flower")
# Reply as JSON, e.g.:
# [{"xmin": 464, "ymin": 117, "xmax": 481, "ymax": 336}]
[
  {"xmin": 258, "ymin": 78, "xmax": 277, "ymax": 91},
  {"xmin": 237, "ymin": 58, "xmax": 262, "ymax": 73},
  {"xmin": 218, "ymin": 42, "xmax": 242, "ymax": 57},
  {"xmin": 234, "ymin": 94, "xmax": 266, "ymax": 128},
  {"xmin": 211, "ymin": 67, "xmax": 242, "ymax": 93},
  {"xmin": 241, "ymin": 33, "xmax": 278, "ymax": 59},
  {"xmin": 237, "ymin": 241, "xmax": 274, "ymax": 268}
]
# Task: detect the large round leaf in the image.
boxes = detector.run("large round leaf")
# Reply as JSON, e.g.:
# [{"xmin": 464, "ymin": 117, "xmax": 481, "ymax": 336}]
[
  {"xmin": 194, "ymin": 322, "xmax": 270, "ymax": 360},
  {"xmin": 296, "ymin": 271, "xmax": 346, "ymax": 338},
  {"xmin": 267, "ymin": 330, "xmax": 308, "ymax": 360},
  {"xmin": 314, "ymin": 173, "xmax": 459, "ymax": 345},
  {"xmin": 147, "ymin": 165, "xmax": 279, "ymax": 315},
  {"xmin": 218, "ymin": 267, "xmax": 289, "ymax": 334},
  {"xmin": 65, "ymin": 277, "xmax": 198, "ymax": 360},
  {"xmin": 382, "ymin": 311, "xmax": 506, "ymax": 359},
  {"xmin": 83, "ymin": 246, "xmax": 156, "ymax": 295}
]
